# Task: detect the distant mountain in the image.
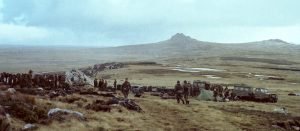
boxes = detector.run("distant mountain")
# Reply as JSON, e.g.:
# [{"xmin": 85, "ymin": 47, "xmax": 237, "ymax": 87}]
[
  {"xmin": 1, "ymin": 33, "xmax": 299, "ymax": 72},
  {"xmin": 97, "ymin": 33, "xmax": 299, "ymax": 59}
]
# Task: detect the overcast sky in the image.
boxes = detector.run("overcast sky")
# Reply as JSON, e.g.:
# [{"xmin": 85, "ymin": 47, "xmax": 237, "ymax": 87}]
[{"xmin": 0, "ymin": 0, "xmax": 299, "ymax": 46}]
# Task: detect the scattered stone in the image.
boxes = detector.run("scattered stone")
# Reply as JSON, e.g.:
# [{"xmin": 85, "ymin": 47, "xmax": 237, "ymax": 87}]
[
  {"xmin": 7, "ymin": 88, "xmax": 16, "ymax": 94},
  {"xmin": 22, "ymin": 124, "xmax": 38, "ymax": 131},
  {"xmin": 47, "ymin": 108, "xmax": 86, "ymax": 121},
  {"xmin": 273, "ymin": 107, "xmax": 288, "ymax": 115}
]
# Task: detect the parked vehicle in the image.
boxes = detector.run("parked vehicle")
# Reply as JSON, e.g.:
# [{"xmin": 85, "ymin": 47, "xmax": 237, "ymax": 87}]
[{"xmin": 231, "ymin": 84, "xmax": 277, "ymax": 103}]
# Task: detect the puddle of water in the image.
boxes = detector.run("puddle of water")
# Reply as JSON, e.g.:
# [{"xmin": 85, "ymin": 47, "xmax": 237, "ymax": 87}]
[
  {"xmin": 254, "ymin": 75, "xmax": 265, "ymax": 77},
  {"xmin": 171, "ymin": 69, "xmax": 200, "ymax": 73},
  {"xmin": 203, "ymin": 75, "xmax": 221, "ymax": 79},
  {"xmin": 254, "ymin": 75, "xmax": 277, "ymax": 78},
  {"xmin": 189, "ymin": 68, "xmax": 225, "ymax": 72},
  {"xmin": 170, "ymin": 67, "xmax": 225, "ymax": 73}
]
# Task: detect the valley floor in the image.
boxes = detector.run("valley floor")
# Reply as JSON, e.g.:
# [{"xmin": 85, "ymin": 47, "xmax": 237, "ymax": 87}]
[{"xmin": 3, "ymin": 59, "xmax": 300, "ymax": 131}]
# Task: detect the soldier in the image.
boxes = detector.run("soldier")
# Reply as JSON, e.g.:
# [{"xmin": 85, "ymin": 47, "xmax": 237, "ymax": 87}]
[
  {"xmin": 114, "ymin": 79, "xmax": 117, "ymax": 88},
  {"xmin": 121, "ymin": 78, "xmax": 131, "ymax": 99},
  {"xmin": 40, "ymin": 75, "xmax": 46, "ymax": 88},
  {"xmin": 94, "ymin": 78, "xmax": 98, "ymax": 87},
  {"xmin": 224, "ymin": 86, "xmax": 228, "ymax": 92},
  {"xmin": 58, "ymin": 74, "xmax": 66, "ymax": 88},
  {"xmin": 205, "ymin": 82, "xmax": 210, "ymax": 90},
  {"xmin": 27, "ymin": 74, "xmax": 31, "ymax": 88},
  {"xmin": 10, "ymin": 75, "xmax": 17, "ymax": 88},
  {"xmin": 35, "ymin": 74, "xmax": 41, "ymax": 88},
  {"xmin": 3, "ymin": 73, "xmax": 8, "ymax": 84},
  {"xmin": 183, "ymin": 81, "xmax": 191, "ymax": 104},
  {"xmin": 16, "ymin": 73, "xmax": 20, "ymax": 87},
  {"xmin": 98, "ymin": 79, "xmax": 103, "ymax": 90},
  {"xmin": 213, "ymin": 88, "xmax": 218, "ymax": 102},
  {"xmin": 224, "ymin": 88, "xmax": 230, "ymax": 100},
  {"xmin": 49, "ymin": 74, "xmax": 55, "ymax": 88},
  {"xmin": 19, "ymin": 74, "xmax": 25, "ymax": 88},
  {"xmin": 189, "ymin": 81, "xmax": 193, "ymax": 96},
  {"xmin": 28, "ymin": 69, "xmax": 33, "ymax": 76},
  {"xmin": 174, "ymin": 81, "xmax": 184, "ymax": 104},
  {"xmin": 54, "ymin": 74, "xmax": 58, "ymax": 88},
  {"xmin": 44, "ymin": 75, "xmax": 49, "ymax": 88},
  {"xmin": 104, "ymin": 80, "xmax": 108, "ymax": 90},
  {"xmin": 8, "ymin": 74, "xmax": 12, "ymax": 87}
]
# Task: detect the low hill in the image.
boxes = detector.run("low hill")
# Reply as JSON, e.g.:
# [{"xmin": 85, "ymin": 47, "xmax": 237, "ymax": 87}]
[
  {"xmin": 1, "ymin": 33, "xmax": 300, "ymax": 72},
  {"xmin": 98, "ymin": 33, "xmax": 300, "ymax": 59}
]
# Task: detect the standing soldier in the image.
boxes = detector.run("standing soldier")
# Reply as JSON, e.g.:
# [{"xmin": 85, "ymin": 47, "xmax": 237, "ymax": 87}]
[
  {"xmin": 19, "ymin": 74, "xmax": 24, "ymax": 88},
  {"xmin": 183, "ymin": 80, "xmax": 190, "ymax": 104},
  {"xmin": 104, "ymin": 80, "xmax": 108, "ymax": 90},
  {"xmin": 114, "ymin": 79, "xmax": 117, "ymax": 89},
  {"xmin": 205, "ymin": 82, "xmax": 210, "ymax": 90},
  {"xmin": 3, "ymin": 73, "xmax": 8, "ymax": 84},
  {"xmin": 213, "ymin": 88, "xmax": 218, "ymax": 102},
  {"xmin": 121, "ymin": 78, "xmax": 131, "ymax": 98},
  {"xmin": 98, "ymin": 79, "xmax": 103, "ymax": 90},
  {"xmin": 58, "ymin": 75, "xmax": 66, "ymax": 88},
  {"xmin": 28, "ymin": 69, "xmax": 33, "ymax": 76},
  {"xmin": 54, "ymin": 74, "xmax": 58, "ymax": 88},
  {"xmin": 174, "ymin": 81, "xmax": 185, "ymax": 104},
  {"xmin": 28, "ymin": 70, "xmax": 33, "ymax": 88},
  {"xmin": 11, "ymin": 75, "xmax": 17, "ymax": 88},
  {"xmin": 40, "ymin": 75, "xmax": 45, "ymax": 88},
  {"xmin": 8, "ymin": 74, "xmax": 13, "ymax": 87},
  {"xmin": 94, "ymin": 78, "xmax": 98, "ymax": 87}
]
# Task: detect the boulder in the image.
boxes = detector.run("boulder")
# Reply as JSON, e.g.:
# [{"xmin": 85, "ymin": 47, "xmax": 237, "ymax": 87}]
[
  {"xmin": 47, "ymin": 108, "xmax": 85, "ymax": 121},
  {"xmin": 65, "ymin": 69, "xmax": 93, "ymax": 86},
  {"xmin": 7, "ymin": 88, "xmax": 16, "ymax": 94}
]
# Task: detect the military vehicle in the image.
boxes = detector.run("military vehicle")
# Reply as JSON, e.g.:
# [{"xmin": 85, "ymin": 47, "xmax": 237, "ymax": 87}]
[
  {"xmin": 254, "ymin": 88, "xmax": 278, "ymax": 102},
  {"xmin": 231, "ymin": 84, "xmax": 278, "ymax": 103}
]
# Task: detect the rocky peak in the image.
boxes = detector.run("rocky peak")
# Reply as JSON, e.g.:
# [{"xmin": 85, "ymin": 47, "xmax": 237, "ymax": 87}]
[{"xmin": 169, "ymin": 33, "xmax": 196, "ymax": 42}]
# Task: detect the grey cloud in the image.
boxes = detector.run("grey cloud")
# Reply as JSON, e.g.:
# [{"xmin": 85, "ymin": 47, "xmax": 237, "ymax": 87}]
[{"xmin": 0, "ymin": 0, "xmax": 300, "ymax": 46}]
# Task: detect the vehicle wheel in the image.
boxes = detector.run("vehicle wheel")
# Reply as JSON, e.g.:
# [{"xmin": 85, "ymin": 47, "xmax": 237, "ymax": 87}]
[
  {"xmin": 273, "ymin": 98, "xmax": 277, "ymax": 103},
  {"xmin": 268, "ymin": 98, "xmax": 274, "ymax": 103}
]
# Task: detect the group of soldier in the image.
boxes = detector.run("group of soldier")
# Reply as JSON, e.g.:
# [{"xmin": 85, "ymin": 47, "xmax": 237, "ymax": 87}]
[
  {"xmin": 174, "ymin": 80, "xmax": 192, "ymax": 104},
  {"xmin": 93, "ymin": 78, "xmax": 108, "ymax": 90},
  {"xmin": 174, "ymin": 80, "xmax": 232, "ymax": 104},
  {"xmin": 1, "ymin": 69, "xmax": 231, "ymax": 103},
  {"xmin": 0, "ymin": 70, "xmax": 68, "ymax": 89},
  {"xmin": 201, "ymin": 83, "xmax": 231, "ymax": 101},
  {"xmin": 94, "ymin": 78, "xmax": 131, "ymax": 99}
]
